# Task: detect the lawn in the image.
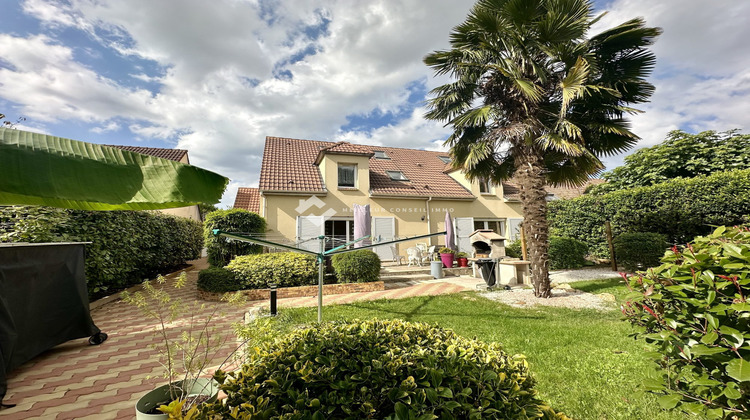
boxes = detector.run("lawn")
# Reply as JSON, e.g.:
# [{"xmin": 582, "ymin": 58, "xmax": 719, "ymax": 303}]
[{"xmin": 248, "ymin": 279, "xmax": 694, "ymax": 420}]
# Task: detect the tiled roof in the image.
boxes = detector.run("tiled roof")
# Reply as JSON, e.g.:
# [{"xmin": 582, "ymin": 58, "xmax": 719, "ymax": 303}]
[
  {"xmin": 258, "ymin": 136, "xmax": 474, "ymax": 199},
  {"xmin": 259, "ymin": 136, "xmax": 328, "ymax": 192},
  {"xmin": 314, "ymin": 141, "xmax": 374, "ymax": 164},
  {"xmin": 502, "ymin": 178, "xmax": 604, "ymax": 201},
  {"xmin": 107, "ymin": 145, "xmax": 188, "ymax": 162},
  {"xmin": 234, "ymin": 187, "xmax": 261, "ymax": 213}
]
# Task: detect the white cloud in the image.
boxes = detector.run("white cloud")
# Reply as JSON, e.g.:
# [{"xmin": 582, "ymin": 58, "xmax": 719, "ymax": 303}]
[
  {"xmin": 4, "ymin": 0, "xmax": 750, "ymax": 207},
  {"xmin": 592, "ymin": 0, "xmax": 750, "ymax": 167}
]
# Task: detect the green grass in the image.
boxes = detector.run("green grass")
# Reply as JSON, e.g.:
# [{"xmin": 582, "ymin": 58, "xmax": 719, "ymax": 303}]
[{"xmin": 248, "ymin": 279, "xmax": 693, "ymax": 420}]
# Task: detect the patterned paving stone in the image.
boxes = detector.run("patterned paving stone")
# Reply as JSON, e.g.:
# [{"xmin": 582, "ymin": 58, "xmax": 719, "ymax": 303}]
[{"xmin": 1, "ymin": 258, "xmax": 476, "ymax": 419}]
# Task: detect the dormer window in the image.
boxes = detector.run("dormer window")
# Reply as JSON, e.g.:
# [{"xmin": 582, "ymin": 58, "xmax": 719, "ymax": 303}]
[
  {"xmin": 338, "ymin": 164, "xmax": 356, "ymax": 188},
  {"xmin": 479, "ymin": 178, "xmax": 492, "ymax": 194},
  {"xmin": 386, "ymin": 171, "xmax": 409, "ymax": 181},
  {"xmin": 374, "ymin": 150, "xmax": 390, "ymax": 159},
  {"xmin": 438, "ymin": 155, "xmax": 451, "ymax": 164}
]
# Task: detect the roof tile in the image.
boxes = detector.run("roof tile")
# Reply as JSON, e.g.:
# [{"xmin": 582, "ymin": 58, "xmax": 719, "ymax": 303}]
[
  {"xmin": 258, "ymin": 137, "xmax": 473, "ymax": 198},
  {"xmin": 234, "ymin": 187, "xmax": 261, "ymax": 213}
]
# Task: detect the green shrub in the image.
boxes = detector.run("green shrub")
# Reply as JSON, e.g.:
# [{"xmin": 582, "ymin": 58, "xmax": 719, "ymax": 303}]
[
  {"xmin": 197, "ymin": 267, "xmax": 240, "ymax": 293},
  {"xmin": 202, "ymin": 319, "xmax": 569, "ymax": 419},
  {"xmin": 331, "ymin": 250, "xmax": 381, "ymax": 283},
  {"xmin": 0, "ymin": 206, "xmax": 202, "ymax": 298},
  {"xmin": 548, "ymin": 236, "xmax": 588, "ymax": 270},
  {"xmin": 548, "ymin": 169, "xmax": 750, "ymax": 258},
  {"xmin": 226, "ymin": 252, "xmax": 316, "ymax": 289},
  {"xmin": 505, "ymin": 239, "xmax": 524, "ymax": 258},
  {"xmin": 613, "ymin": 232, "xmax": 667, "ymax": 271},
  {"xmin": 622, "ymin": 226, "xmax": 750, "ymax": 419},
  {"xmin": 438, "ymin": 246, "xmax": 455, "ymax": 254},
  {"xmin": 203, "ymin": 209, "xmax": 266, "ymax": 267}
]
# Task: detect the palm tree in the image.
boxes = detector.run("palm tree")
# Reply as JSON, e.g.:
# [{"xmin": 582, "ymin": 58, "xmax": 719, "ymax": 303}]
[{"xmin": 424, "ymin": 0, "xmax": 660, "ymax": 297}]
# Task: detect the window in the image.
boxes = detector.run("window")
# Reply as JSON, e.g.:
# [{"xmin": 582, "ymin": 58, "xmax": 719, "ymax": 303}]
[
  {"xmin": 473, "ymin": 219, "xmax": 506, "ymax": 236},
  {"xmin": 438, "ymin": 155, "xmax": 451, "ymax": 164},
  {"xmin": 338, "ymin": 164, "xmax": 356, "ymax": 188},
  {"xmin": 374, "ymin": 150, "xmax": 390, "ymax": 159},
  {"xmin": 324, "ymin": 219, "xmax": 355, "ymax": 251},
  {"xmin": 386, "ymin": 170, "xmax": 409, "ymax": 181},
  {"xmin": 478, "ymin": 178, "xmax": 492, "ymax": 194}
]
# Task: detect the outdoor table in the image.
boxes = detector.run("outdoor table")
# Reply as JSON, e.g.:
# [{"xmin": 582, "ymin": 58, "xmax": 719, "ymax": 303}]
[{"xmin": 0, "ymin": 242, "xmax": 106, "ymax": 407}]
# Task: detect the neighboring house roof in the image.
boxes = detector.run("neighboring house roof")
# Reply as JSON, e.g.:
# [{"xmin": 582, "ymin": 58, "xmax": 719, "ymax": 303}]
[
  {"xmin": 258, "ymin": 136, "xmax": 474, "ymax": 199},
  {"xmin": 108, "ymin": 145, "xmax": 189, "ymax": 163},
  {"xmin": 234, "ymin": 187, "xmax": 261, "ymax": 213},
  {"xmin": 502, "ymin": 178, "xmax": 604, "ymax": 201}
]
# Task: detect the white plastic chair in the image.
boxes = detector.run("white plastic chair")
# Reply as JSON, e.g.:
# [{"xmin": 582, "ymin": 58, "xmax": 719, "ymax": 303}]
[{"xmin": 406, "ymin": 247, "xmax": 422, "ymax": 267}]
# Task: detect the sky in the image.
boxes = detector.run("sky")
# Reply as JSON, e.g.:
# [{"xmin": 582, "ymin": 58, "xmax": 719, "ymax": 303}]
[{"xmin": 1, "ymin": 0, "xmax": 749, "ymax": 208}]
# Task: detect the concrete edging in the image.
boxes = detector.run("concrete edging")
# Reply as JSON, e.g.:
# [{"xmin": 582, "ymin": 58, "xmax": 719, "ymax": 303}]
[{"xmin": 198, "ymin": 281, "xmax": 386, "ymax": 302}]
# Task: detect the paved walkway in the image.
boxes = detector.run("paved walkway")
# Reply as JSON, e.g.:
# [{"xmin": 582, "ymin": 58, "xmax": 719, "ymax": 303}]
[{"xmin": 1, "ymin": 259, "xmax": 478, "ymax": 419}]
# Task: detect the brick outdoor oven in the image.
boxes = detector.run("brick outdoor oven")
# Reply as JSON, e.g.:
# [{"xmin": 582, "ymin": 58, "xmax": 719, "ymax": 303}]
[{"xmin": 469, "ymin": 229, "xmax": 506, "ymax": 258}]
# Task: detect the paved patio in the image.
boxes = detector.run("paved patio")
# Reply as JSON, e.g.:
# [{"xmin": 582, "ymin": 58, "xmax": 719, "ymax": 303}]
[{"xmin": 1, "ymin": 258, "xmax": 479, "ymax": 419}]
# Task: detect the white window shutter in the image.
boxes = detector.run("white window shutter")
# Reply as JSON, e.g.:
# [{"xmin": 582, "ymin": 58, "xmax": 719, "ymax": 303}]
[
  {"xmin": 297, "ymin": 216, "xmax": 324, "ymax": 252},
  {"xmin": 372, "ymin": 217, "xmax": 395, "ymax": 260},
  {"xmin": 508, "ymin": 218, "xmax": 523, "ymax": 241},
  {"xmin": 454, "ymin": 217, "xmax": 474, "ymax": 254}
]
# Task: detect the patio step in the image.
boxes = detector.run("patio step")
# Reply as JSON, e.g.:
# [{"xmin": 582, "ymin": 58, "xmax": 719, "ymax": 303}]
[
  {"xmin": 380, "ymin": 273, "xmax": 439, "ymax": 283},
  {"xmin": 380, "ymin": 267, "xmax": 473, "ymax": 277}
]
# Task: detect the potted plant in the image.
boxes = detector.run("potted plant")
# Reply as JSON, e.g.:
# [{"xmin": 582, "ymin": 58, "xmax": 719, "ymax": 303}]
[
  {"xmin": 122, "ymin": 273, "xmax": 244, "ymax": 419},
  {"xmin": 438, "ymin": 247, "xmax": 455, "ymax": 268},
  {"xmin": 455, "ymin": 252, "xmax": 469, "ymax": 268}
]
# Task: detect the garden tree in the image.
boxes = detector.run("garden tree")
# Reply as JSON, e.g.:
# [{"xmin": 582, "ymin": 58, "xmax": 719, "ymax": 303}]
[
  {"xmin": 588, "ymin": 129, "xmax": 750, "ymax": 194},
  {"xmin": 424, "ymin": 0, "xmax": 660, "ymax": 297}
]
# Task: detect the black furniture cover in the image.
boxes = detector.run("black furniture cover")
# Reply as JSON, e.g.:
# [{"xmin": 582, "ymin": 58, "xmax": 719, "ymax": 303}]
[
  {"xmin": 475, "ymin": 258, "xmax": 498, "ymax": 287},
  {"xmin": 0, "ymin": 242, "xmax": 101, "ymax": 404}
]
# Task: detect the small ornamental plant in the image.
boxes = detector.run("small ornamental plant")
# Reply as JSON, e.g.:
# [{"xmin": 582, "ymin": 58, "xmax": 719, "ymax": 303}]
[
  {"xmin": 455, "ymin": 251, "xmax": 469, "ymax": 258},
  {"xmin": 622, "ymin": 226, "xmax": 750, "ymax": 419},
  {"xmin": 438, "ymin": 247, "xmax": 455, "ymax": 254},
  {"xmin": 122, "ymin": 273, "xmax": 246, "ymax": 417}
]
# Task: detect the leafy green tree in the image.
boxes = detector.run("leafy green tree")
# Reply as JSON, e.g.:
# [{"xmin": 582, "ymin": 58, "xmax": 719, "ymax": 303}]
[
  {"xmin": 424, "ymin": 0, "xmax": 660, "ymax": 297},
  {"xmin": 589, "ymin": 129, "xmax": 750, "ymax": 194}
]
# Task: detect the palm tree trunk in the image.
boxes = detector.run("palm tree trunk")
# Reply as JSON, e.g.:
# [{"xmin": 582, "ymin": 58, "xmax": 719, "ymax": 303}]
[{"xmin": 515, "ymin": 148, "xmax": 551, "ymax": 298}]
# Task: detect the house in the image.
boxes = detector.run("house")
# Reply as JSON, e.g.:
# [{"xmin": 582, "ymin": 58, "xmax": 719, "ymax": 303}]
[
  {"xmin": 108, "ymin": 145, "xmax": 202, "ymax": 222},
  {"xmin": 234, "ymin": 136, "xmax": 595, "ymax": 260}
]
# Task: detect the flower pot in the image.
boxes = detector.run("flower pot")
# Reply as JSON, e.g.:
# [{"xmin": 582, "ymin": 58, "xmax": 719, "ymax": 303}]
[
  {"xmin": 456, "ymin": 257, "xmax": 469, "ymax": 268},
  {"xmin": 440, "ymin": 253, "xmax": 455, "ymax": 268},
  {"xmin": 135, "ymin": 378, "xmax": 219, "ymax": 419}
]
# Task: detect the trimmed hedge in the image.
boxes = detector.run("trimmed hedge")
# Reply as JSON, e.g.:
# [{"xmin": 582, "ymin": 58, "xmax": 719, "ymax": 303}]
[
  {"xmin": 331, "ymin": 250, "xmax": 381, "ymax": 283},
  {"xmin": 0, "ymin": 206, "xmax": 202, "ymax": 298},
  {"xmin": 623, "ymin": 226, "xmax": 750, "ymax": 418},
  {"xmin": 203, "ymin": 319, "xmax": 569, "ymax": 419},
  {"xmin": 197, "ymin": 267, "xmax": 240, "ymax": 293},
  {"xmin": 226, "ymin": 252, "xmax": 317, "ymax": 289},
  {"xmin": 548, "ymin": 236, "xmax": 588, "ymax": 270},
  {"xmin": 548, "ymin": 169, "xmax": 750, "ymax": 257},
  {"xmin": 613, "ymin": 232, "xmax": 667, "ymax": 271},
  {"xmin": 203, "ymin": 209, "xmax": 266, "ymax": 267},
  {"xmin": 505, "ymin": 239, "xmax": 523, "ymax": 259}
]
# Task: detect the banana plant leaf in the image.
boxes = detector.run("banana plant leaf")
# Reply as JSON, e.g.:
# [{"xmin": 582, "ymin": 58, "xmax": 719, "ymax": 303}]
[{"xmin": 0, "ymin": 127, "xmax": 228, "ymax": 211}]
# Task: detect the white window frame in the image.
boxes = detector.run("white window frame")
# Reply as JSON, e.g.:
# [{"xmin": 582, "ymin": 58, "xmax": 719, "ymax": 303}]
[
  {"xmin": 473, "ymin": 219, "xmax": 507, "ymax": 237},
  {"xmin": 386, "ymin": 170, "xmax": 409, "ymax": 181},
  {"xmin": 478, "ymin": 178, "xmax": 493, "ymax": 194},
  {"xmin": 337, "ymin": 163, "xmax": 357, "ymax": 188},
  {"xmin": 374, "ymin": 150, "xmax": 390, "ymax": 159}
]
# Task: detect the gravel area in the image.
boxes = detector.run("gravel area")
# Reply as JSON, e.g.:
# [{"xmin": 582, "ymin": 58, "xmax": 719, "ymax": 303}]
[
  {"xmin": 481, "ymin": 266, "xmax": 624, "ymax": 311},
  {"xmin": 549, "ymin": 266, "xmax": 623, "ymax": 283},
  {"xmin": 482, "ymin": 287, "xmax": 615, "ymax": 311}
]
